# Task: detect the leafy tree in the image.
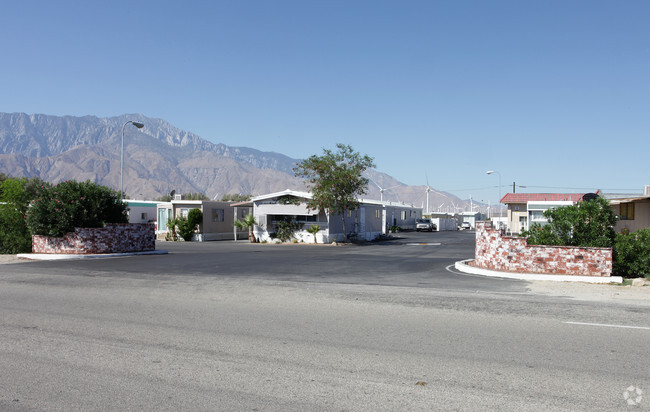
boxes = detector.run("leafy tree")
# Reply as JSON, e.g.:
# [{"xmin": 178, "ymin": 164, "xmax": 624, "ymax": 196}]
[
  {"xmin": 26, "ymin": 180, "xmax": 128, "ymax": 237},
  {"xmin": 155, "ymin": 194, "xmax": 172, "ymax": 202},
  {"xmin": 0, "ymin": 178, "xmax": 33, "ymax": 253},
  {"xmin": 184, "ymin": 192, "xmax": 209, "ymax": 200},
  {"xmin": 523, "ymin": 197, "xmax": 617, "ymax": 248},
  {"xmin": 294, "ymin": 144, "xmax": 375, "ymax": 242},
  {"xmin": 614, "ymin": 228, "xmax": 650, "ymax": 279},
  {"xmin": 234, "ymin": 213, "xmax": 258, "ymax": 243},
  {"xmin": 221, "ymin": 194, "xmax": 252, "ymax": 202}
]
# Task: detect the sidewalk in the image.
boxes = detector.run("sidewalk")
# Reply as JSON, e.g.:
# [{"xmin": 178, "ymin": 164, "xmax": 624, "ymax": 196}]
[
  {"xmin": 455, "ymin": 259, "xmax": 623, "ymax": 284},
  {"xmin": 13, "ymin": 250, "xmax": 168, "ymax": 261}
]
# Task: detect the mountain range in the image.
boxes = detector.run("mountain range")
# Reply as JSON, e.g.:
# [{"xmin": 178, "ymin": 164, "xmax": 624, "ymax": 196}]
[{"xmin": 0, "ymin": 112, "xmax": 468, "ymax": 211}]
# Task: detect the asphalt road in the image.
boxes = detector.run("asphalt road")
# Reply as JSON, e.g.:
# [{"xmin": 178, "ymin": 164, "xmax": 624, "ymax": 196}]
[
  {"xmin": 9, "ymin": 230, "xmax": 523, "ymax": 292},
  {"xmin": 1, "ymin": 231, "xmax": 648, "ymax": 411}
]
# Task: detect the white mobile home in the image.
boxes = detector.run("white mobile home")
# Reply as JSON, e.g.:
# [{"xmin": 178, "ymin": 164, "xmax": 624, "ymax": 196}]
[{"xmin": 251, "ymin": 189, "xmax": 422, "ymax": 243}]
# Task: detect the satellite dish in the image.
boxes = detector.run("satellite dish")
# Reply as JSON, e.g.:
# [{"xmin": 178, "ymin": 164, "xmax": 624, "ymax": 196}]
[
  {"xmin": 169, "ymin": 190, "xmax": 176, "ymax": 198},
  {"xmin": 582, "ymin": 193, "xmax": 599, "ymax": 202}
]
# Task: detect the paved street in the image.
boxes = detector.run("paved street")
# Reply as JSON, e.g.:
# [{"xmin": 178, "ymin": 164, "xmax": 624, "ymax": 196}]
[{"xmin": 1, "ymin": 231, "xmax": 648, "ymax": 410}]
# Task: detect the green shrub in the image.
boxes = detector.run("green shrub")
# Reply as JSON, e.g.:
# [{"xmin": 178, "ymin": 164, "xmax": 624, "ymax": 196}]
[
  {"xmin": 275, "ymin": 217, "xmax": 303, "ymax": 242},
  {"xmin": 0, "ymin": 178, "xmax": 33, "ymax": 253},
  {"xmin": 523, "ymin": 197, "xmax": 617, "ymax": 248},
  {"xmin": 614, "ymin": 228, "xmax": 650, "ymax": 279},
  {"xmin": 187, "ymin": 208, "xmax": 203, "ymax": 232},
  {"xmin": 167, "ymin": 216, "xmax": 196, "ymax": 241},
  {"xmin": 26, "ymin": 180, "xmax": 127, "ymax": 237}
]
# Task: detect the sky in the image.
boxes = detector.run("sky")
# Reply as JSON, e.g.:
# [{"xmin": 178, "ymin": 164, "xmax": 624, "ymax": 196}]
[{"xmin": 1, "ymin": 0, "xmax": 648, "ymax": 204}]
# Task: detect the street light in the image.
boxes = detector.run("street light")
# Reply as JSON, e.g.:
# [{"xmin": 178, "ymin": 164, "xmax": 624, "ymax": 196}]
[
  {"xmin": 121, "ymin": 120, "xmax": 144, "ymax": 201},
  {"xmin": 486, "ymin": 170, "xmax": 501, "ymax": 218}
]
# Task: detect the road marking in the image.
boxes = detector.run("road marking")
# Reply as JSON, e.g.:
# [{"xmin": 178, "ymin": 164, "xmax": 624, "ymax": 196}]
[
  {"xmin": 564, "ymin": 321, "xmax": 650, "ymax": 331},
  {"xmin": 405, "ymin": 242, "xmax": 441, "ymax": 246}
]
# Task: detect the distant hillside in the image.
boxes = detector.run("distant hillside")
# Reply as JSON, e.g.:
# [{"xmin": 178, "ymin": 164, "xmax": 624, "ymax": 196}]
[{"xmin": 0, "ymin": 112, "xmax": 467, "ymax": 210}]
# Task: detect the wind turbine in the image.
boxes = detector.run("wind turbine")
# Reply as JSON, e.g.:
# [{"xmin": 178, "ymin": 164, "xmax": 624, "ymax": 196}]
[
  {"xmin": 369, "ymin": 178, "xmax": 401, "ymax": 202},
  {"xmin": 424, "ymin": 172, "xmax": 433, "ymax": 214}
]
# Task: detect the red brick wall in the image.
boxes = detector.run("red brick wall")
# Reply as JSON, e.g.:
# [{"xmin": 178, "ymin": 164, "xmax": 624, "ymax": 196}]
[
  {"xmin": 33, "ymin": 223, "xmax": 155, "ymax": 254},
  {"xmin": 474, "ymin": 221, "xmax": 612, "ymax": 277}
]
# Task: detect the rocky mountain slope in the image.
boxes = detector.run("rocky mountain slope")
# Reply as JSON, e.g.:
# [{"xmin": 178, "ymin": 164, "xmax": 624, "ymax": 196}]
[{"xmin": 0, "ymin": 112, "xmax": 466, "ymax": 210}]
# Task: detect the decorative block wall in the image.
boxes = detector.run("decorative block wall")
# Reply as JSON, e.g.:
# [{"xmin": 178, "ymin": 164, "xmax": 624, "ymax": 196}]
[
  {"xmin": 473, "ymin": 221, "xmax": 612, "ymax": 277},
  {"xmin": 33, "ymin": 223, "xmax": 155, "ymax": 254}
]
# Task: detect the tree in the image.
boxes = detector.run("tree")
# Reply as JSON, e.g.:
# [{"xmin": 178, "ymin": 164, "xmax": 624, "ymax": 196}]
[
  {"xmin": 234, "ymin": 213, "xmax": 258, "ymax": 243},
  {"xmin": 155, "ymin": 192, "xmax": 209, "ymax": 202},
  {"xmin": 275, "ymin": 217, "xmax": 303, "ymax": 242},
  {"xmin": 0, "ymin": 178, "xmax": 33, "ymax": 253},
  {"xmin": 614, "ymin": 228, "xmax": 650, "ymax": 279},
  {"xmin": 307, "ymin": 224, "xmax": 321, "ymax": 244},
  {"xmin": 221, "ymin": 194, "xmax": 252, "ymax": 202},
  {"xmin": 294, "ymin": 144, "xmax": 375, "ymax": 242},
  {"xmin": 184, "ymin": 192, "xmax": 209, "ymax": 200},
  {"xmin": 523, "ymin": 197, "xmax": 617, "ymax": 248},
  {"xmin": 187, "ymin": 208, "xmax": 203, "ymax": 233},
  {"xmin": 26, "ymin": 180, "xmax": 128, "ymax": 237}
]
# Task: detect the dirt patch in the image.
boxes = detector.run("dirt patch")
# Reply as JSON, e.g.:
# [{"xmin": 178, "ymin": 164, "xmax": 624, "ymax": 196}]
[
  {"xmin": 527, "ymin": 279, "xmax": 650, "ymax": 306},
  {"xmin": 0, "ymin": 254, "xmax": 28, "ymax": 264}
]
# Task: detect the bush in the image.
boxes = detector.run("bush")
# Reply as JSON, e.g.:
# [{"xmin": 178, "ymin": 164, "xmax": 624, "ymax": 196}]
[
  {"xmin": 614, "ymin": 228, "xmax": 650, "ymax": 279},
  {"xmin": 187, "ymin": 208, "xmax": 203, "ymax": 232},
  {"xmin": 275, "ymin": 217, "xmax": 303, "ymax": 242},
  {"xmin": 523, "ymin": 197, "xmax": 617, "ymax": 248},
  {"xmin": 26, "ymin": 180, "xmax": 127, "ymax": 237},
  {"xmin": 167, "ymin": 212, "xmax": 201, "ymax": 242},
  {"xmin": 0, "ymin": 178, "xmax": 33, "ymax": 253}
]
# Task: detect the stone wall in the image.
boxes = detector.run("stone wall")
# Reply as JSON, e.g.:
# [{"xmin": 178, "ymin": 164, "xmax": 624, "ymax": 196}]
[
  {"xmin": 33, "ymin": 223, "xmax": 155, "ymax": 254},
  {"xmin": 473, "ymin": 221, "xmax": 612, "ymax": 277}
]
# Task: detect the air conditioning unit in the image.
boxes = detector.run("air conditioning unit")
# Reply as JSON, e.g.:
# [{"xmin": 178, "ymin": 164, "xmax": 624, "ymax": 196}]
[
  {"xmin": 174, "ymin": 194, "xmax": 183, "ymax": 200},
  {"xmin": 644, "ymin": 185, "xmax": 650, "ymax": 196}
]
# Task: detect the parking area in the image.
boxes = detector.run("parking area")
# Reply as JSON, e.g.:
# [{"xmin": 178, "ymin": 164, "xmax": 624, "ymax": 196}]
[{"xmin": 5, "ymin": 230, "xmax": 530, "ymax": 294}]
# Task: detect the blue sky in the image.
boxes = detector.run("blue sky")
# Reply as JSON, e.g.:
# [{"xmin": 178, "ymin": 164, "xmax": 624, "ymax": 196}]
[{"xmin": 2, "ymin": 0, "xmax": 648, "ymax": 203}]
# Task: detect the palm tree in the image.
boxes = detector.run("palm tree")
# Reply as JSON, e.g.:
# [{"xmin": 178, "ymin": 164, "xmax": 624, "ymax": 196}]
[
  {"xmin": 235, "ymin": 214, "xmax": 257, "ymax": 243},
  {"xmin": 307, "ymin": 224, "xmax": 321, "ymax": 244}
]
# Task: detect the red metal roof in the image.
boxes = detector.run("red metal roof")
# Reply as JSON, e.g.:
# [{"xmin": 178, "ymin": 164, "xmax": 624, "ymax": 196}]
[{"xmin": 500, "ymin": 193, "xmax": 590, "ymax": 204}]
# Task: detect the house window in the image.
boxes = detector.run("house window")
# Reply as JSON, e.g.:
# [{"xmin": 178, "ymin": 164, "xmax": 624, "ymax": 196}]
[
  {"xmin": 180, "ymin": 208, "xmax": 189, "ymax": 218},
  {"xmin": 401, "ymin": 211, "xmax": 406, "ymax": 220},
  {"xmin": 347, "ymin": 210, "xmax": 352, "ymax": 217},
  {"xmin": 620, "ymin": 203, "xmax": 635, "ymax": 220},
  {"xmin": 376, "ymin": 210, "xmax": 380, "ymax": 219},
  {"xmin": 141, "ymin": 212, "xmax": 147, "ymax": 220},
  {"xmin": 241, "ymin": 209, "xmax": 248, "ymax": 218},
  {"xmin": 530, "ymin": 211, "xmax": 546, "ymax": 222},
  {"xmin": 212, "ymin": 208, "xmax": 225, "ymax": 222}
]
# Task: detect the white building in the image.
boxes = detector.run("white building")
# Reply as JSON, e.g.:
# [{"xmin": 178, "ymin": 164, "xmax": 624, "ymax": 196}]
[{"xmin": 251, "ymin": 189, "xmax": 422, "ymax": 243}]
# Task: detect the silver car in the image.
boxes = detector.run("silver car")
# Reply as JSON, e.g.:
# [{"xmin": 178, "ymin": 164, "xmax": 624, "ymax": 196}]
[{"xmin": 416, "ymin": 218, "xmax": 435, "ymax": 232}]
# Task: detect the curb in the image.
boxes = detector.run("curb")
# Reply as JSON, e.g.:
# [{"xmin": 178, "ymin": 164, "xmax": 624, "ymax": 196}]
[
  {"xmin": 454, "ymin": 259, "xmax": 623, "ymax": 284},
  {"xmin": 17, "ymin": 250, "xmax": 168, "ymax": 261}
]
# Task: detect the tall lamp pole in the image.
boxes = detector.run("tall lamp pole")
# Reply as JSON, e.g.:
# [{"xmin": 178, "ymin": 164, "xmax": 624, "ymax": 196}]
[
  {"xmin": 121, "ymin": 120, "xmax": 144, "ymax": 201},
  {"xmin": 486, "ymin": 170, "xmax": 501, "ymax": 217}
]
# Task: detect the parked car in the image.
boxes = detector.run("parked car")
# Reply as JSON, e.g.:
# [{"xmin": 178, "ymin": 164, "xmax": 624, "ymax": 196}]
[
  {"xmin": 416, "ymin": 218, "xmax": 435, "ymax": 232},
  {"xmin": 460, "ymin": 222, "xmax": 471, "ymax": 230}
]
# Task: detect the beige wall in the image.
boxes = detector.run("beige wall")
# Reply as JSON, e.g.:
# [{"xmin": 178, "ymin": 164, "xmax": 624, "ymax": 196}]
[
  {"xmin": 507, "ymin": 203, "xmax": 527, "ymax": 233},
  {"xmin": 614, "ymin": 199, "xmax": 650, "ymax": 233}
]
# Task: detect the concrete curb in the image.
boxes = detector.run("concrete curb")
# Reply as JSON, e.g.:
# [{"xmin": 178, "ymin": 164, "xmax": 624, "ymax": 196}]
[
  {"xmin": 455, "ymin": 259, "xmax": 623, "ymax": 284},
  {"xmin": 17, "ymin": 250, "xmax": 168, "ymax": 261}
]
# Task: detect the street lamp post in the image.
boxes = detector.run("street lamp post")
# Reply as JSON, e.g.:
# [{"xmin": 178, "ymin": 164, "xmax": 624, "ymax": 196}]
[
  {"xmin": 121, "ymin": 120, "xmax": 144, "ymax": 201},
  {"xmin": 486, "ymin": 170, "xmax": 501, "ymax": 218}
]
